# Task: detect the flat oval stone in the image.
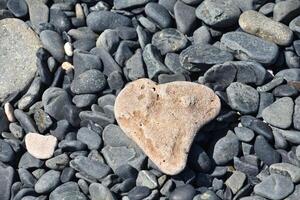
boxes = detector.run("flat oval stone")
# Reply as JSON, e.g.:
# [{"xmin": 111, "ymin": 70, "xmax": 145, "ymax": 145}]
[
  {"xmin": 34, "ymin": 170, "xmax": 60, "ymax": 193},
  {"xmin": 25, "ymin": 133, "xmax": 57, "ymax": 159},
  {"xmin": 239, "ymin": 10, "xmax": 293, "ymax": 46},
  {"xmin": 152, "ymin": 28, "xmax": 188, "ymax": 55},
  {"xmin": 221, "ymin": 31, "xmax": 279, "ymax": 64},
  {"xmin": 114, "ymin": 0, "xmax": 151, "ymax": 9},
  {"xmin": 179, "ymin": 44, "xmax": 233, "ymax": 72},
  {"xmin": 115, "ymin": 78, "xmax": 220, "ymax": 175},
  {"xmin": 0, "ymin": 18, "xmax": 41, "ymax": 102},
  {"xmin": 174, "ymin": 1, "xmax": 197, "ymax": 34},
  {"xmin": 87, "ymin": 11, "xmax": 132, "ymax": 33},
  {"xmin": 196, "ymin": 0, "xmax": 241, "ymax": 28}
]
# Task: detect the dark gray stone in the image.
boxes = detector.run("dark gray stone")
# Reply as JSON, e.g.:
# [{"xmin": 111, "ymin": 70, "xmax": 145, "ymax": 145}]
[
  {"xmin": 221, "ymin": 31, "xmax": 279, "ymax": 64},
  {"xmin": 96, "ymin": 29, "xmax": 120, "ymax": 54},
  {"xmin": 143, "ymin": 44, "xmax": 170, "ymax": 79},
  {"xmin": 34, "ymin": 109, "xmax": 53, "ymax": 133},
  {"xmin": 145, "ymin": 2, "xmax": 172, "ymax": 28},
  {"xmin": 79, "ymin": 111, "xmax": 114, "ymax": 127},
  {"xmin": 193, "ymin": 26, "xmax": 212, "ymax": 44},
  {"xmin": 128, "ymin": 186, "xmax": 151, "ymax": 200},
  {"xmin": 45, "ymin": 153, "xmax": 69, "ymax": 170},
  {"xmin": 18, "ymin": 76, "xmax": 42, "ymax": 110},
  {"xmin": 272, "ymin": 126, "xmax": 300, "ymax": 145},
  {"xmin": 257, "ymin": 78, "xmax": 284, "ymax": 92},
  {"xmin": 77, "ymin": 127, "xmax": 102, "ymax": 150},
  {"xmin": 169, "ymin": 184, "xmax": 196, "ymax": 200},
  {"xmin": 42, "ymin": 87, "xmax": 71, "ymax": 121},
  {"xmin": 72, "ymin": 94, "xmax": 96, "ymax": 108},
  {"xmin": 114, "ymin": 0, "xmax": 151, "ymax": 9},
  {"xmin": 49, "ymin": 182, "xmax": 86, "ymax": 200},
  {"xmin": 188, "ymin": 144, "xmax": 211, "ymax": 172},
  {"xmin": 125, "ymin": 49, "xmax": 146, "ymax": 81},
  {"xmin": 40, "ymin": 30, "xmax": 65, "ymax": 62},
  {"xmin": 273, "ymin": 84, "xmax": 298, "ymax": 97},
  {"xmin": 71, "ymin": 69, "xmax": 106, "ymax": 94},
  {"xmin": 0, "ymin": 108, "xmax": 8, "ymax": 133},
  {"xmin": 7, "ymin": 0, "xmax": 27, "ymax": 17},
  {"xmin": 290, "ymin": 16, "xmax": 300, "ymax": 37},
  {"xmin": 294, "ymin": 96, "xmax": 300, "ymax": 130},
  {"xmin": 18, "ymin": 168, "xmax": 36, "ymax": 188},
  {"xmin": 174, "ymin": 1, "xmax": 197, "ymax": 34},
  {"xmin": 0, "ymin": 139, "xmax": 14, "ymax": 162},
  {"xmin": 196, "ymin": 0, "xmax": 241, "ymax": 28},
  {"xmin": 0, "ymin": 162, "xmax": 15, "ymax": 200},
  {"xmin": 262, "ymin": 97, "xmax": 294, "ymax": 129},
  {"xmin": 254, "ymin": 174, "xmax": 294, "ymax": 200},
  {"xmin": 89, "ymin": 182, "xmax": 116, "ymax": 200},
  {"xmin": 226, "ymin": 82, "xmax": 259, "ymax": 114},
  {"xmin": 18, "ymin": 152, "xmax": 43, "ymax": 169},
  {"xmin": 164, "ymin": 53, "xmax": 189, "ymax": 75},
  {"xmin": 87, "ymin": 11, "xmax": 132, "ymax": 33},
  {"xmin": 179, "ymin": 44, "xmax": 233, "ymax": 71},
  {"xmin": 34, "ymin": 170, "xmax": 60, "ymax": 193},
  {"xmin": 49, "ymin": 8, "xmax": 71, "ymax": 33},
  {"xmin": 273, "ymin": 0, "xmax": 300, "ymax": 23},
  {"xmin": 152, "ymin": 28, "xmax": 188, "ymax": 55},
  {"xmin": 234, "ymin": 127, "xmax": 255, "ymax": 142},
  {"xmin": 107, "ymin": 71, "xmax": 124, "ymax": 91},
  {"xmin": 158, "ymin": 73, "xmax": 186, "ymax": 83},
  {"xmin": 213, "ymin": 131, "xmax": 240, "ymax": 165},
  {"xmin": 14, "ymin": 109, "xmax": 38, "ymax": 133},
  {"xmin": 254, "ymin": 135, "xmax": 281, "ymax": 165},
  {"xmin": 275, "ymin": 69, "xmax": 300, "ymax": 81},
  {"xmin": 73, "ymin": 51, "xmax": 102, "ymax": 78},
  {"xmin": 70, "ymin": 156, "xmax": 111, "ymax": 180}
]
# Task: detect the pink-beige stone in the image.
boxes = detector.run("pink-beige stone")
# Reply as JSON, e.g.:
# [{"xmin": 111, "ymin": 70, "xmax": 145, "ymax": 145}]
[
  {"xmin": 115, "ymin": 78, "xmax": 221, "ymax": 175},
  {"xmin": 25, "ymin": 133, "xmax": 57, "ymax": 159}
]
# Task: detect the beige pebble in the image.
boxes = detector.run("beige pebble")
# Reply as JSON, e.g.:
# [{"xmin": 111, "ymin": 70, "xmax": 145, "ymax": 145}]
[
  {"xmin": 25, "ymin": 133, "xmax": 57, "ymax": 159},
  {"xmin": 239, "ymin": 10, "xmax": 293, "ymax": 46},
  {"xmin": 75, "ymin": 3, "xmax": 85, "ymax": 19},
  {"xmin": 115, "ymin": 78, "xmax": 221, "ymax": 175},
  {"xmin": 61, "ymin": 62, "xmax": 74, "ymax": 71},
  {"xmin": 4, "ymin": 102, "xmax": 15, "ymax": 122},
  {"xmin": 64, "ymin": 42, "xmax": 73, "ymax": 57}
]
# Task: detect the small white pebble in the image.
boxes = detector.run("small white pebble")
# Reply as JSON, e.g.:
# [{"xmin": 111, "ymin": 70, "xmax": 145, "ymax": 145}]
[
  {"xmin": 64, "ymin": 42, "xmax": 73, "ymax": 57},
  {"xmin": 61, "ymin": 62, "xmax": 74, "ymax": 71},
  {"xmin": 25, "ymin": 133, "xmax": 57, "ymax": 159},
  {"xmin": 75, "ymin": 3, "xmax": 85, "ymax": 19},
  {"xmin": 4, "ymin": 102, "xmax": 15, "ymax": 122}
]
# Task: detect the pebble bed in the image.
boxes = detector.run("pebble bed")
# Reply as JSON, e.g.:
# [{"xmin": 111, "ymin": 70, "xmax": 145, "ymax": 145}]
[{"xmin": 1, "ymin": 0, "xmax": 300, "ymax": 200}]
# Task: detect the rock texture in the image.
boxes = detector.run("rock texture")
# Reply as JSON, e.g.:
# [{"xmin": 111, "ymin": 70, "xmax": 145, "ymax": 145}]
[
  {"xmin": 0, "ymin": 18, "xmax": 41, "ymax": 102},
  {"xmin": 115, "ymin": 78, "xmax": 221, "ymax": 175},
  {"xmin": 25, "ymin": 133, "xmax": 57, "ymax": 159}
]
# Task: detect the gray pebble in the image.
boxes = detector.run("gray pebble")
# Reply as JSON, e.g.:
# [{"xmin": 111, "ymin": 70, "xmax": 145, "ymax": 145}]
[
  {"xmin": 179, "ymin": 44, "xmax": 233, "ymax": 71},
  {"xmin": 45, "ymin": 153, "xmax": 69, "ymax": 170},
  {"xmin": 196, "ymin": 0, "xmax": 241, "ymax": 28},
  {"xmin": 257, "ymin": 92, "xmax": 274, "ymax": 118},
  {"xmin": 262, "ymin": 97, "xmax": 294, "ymax": 129},
  {"xmin": 254, "ymin": 135, "xmax": 281, "ymax": 165},
  {"xmin": 0, "ymin": 139, "xmax": 14, "ymax": 162},
  {"xmin": 143, "ymin": 44, "xmax": 170, "ymax": 79},
  {"xmin": 40, "ymin": 30, "xmax": 65, "ymax": 62},
  {"xmin": 273, "ymin": 0, "xmax": 300, "ymax": 23},
  {"xmin": 125, "ymin": 49, "xmax": 146, "ymax": 81},
  {"xmin": 226, "ymin": 82, "xmax": 259, "ymax": 114},
  {"xmin": 254, "ymin": 174, "xmax": 294, "ymax": 200},
  {"xmin": 49, "ymin": 182, "xmax": 86, "ymax": 200},
  {"xmin": 145, "ymin": 3, "xmax": 172, "ymax": 28},
  {"xmin": 89, "ymin": 182, "xmax": 116, "ymax": 200},
  {"xmin": 0, "ymin": 162, "xmax": 15, "ymax": 200},
  {"xmin": 234, "ymin": 127, "xmax": 255, "ymax": 142},
  {"xmin": 169, "ymin": 184, "xmax": 196, "ymax": 200},
  {"xmin": 221, "ymin": 31, "xmax": 279, "ymax": 64},
  {"xmin": 70, "ymin": 156, "xmax": 111, "ymax": 181},
  {"xmin": 174, "ymin": 1, "xmax": 197, "ymax": 34},
  {"xmin": 77, "ymin": 127, "xmax": 102, "ymax": 150},
  {"xmin": 136, "ymin": 170, "xmax": 158, "ymax": 189},
  {"xmin": 87, "ymin": 11, "xmax": 132, "ymax": 32},
  {"xmin": 35, "ymin": 170, "xmax": 60, "ymax": 193},
  {"xmin": 225, "ymin": 171, "xmax": 246, "ymax": 194},
  {"xmin": 213, "ymin": 130, "xmax": 240, "ymax": 165},
  {"xmin": 193, "ymin": 26, "xmax": 212, "ymax": 44},
  {"xmin": 152, "ymin": 28, "xmax": 187, "ymax": 55},
  {"xmin": 71, "ymin": 69, "xmax": 106, "ymax": 94}
]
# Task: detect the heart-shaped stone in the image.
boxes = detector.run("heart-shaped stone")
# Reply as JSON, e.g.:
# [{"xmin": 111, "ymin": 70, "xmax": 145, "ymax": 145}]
[{"xmin": 115, "ymin": 79, "xmax": 221, "ymax": 175}]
